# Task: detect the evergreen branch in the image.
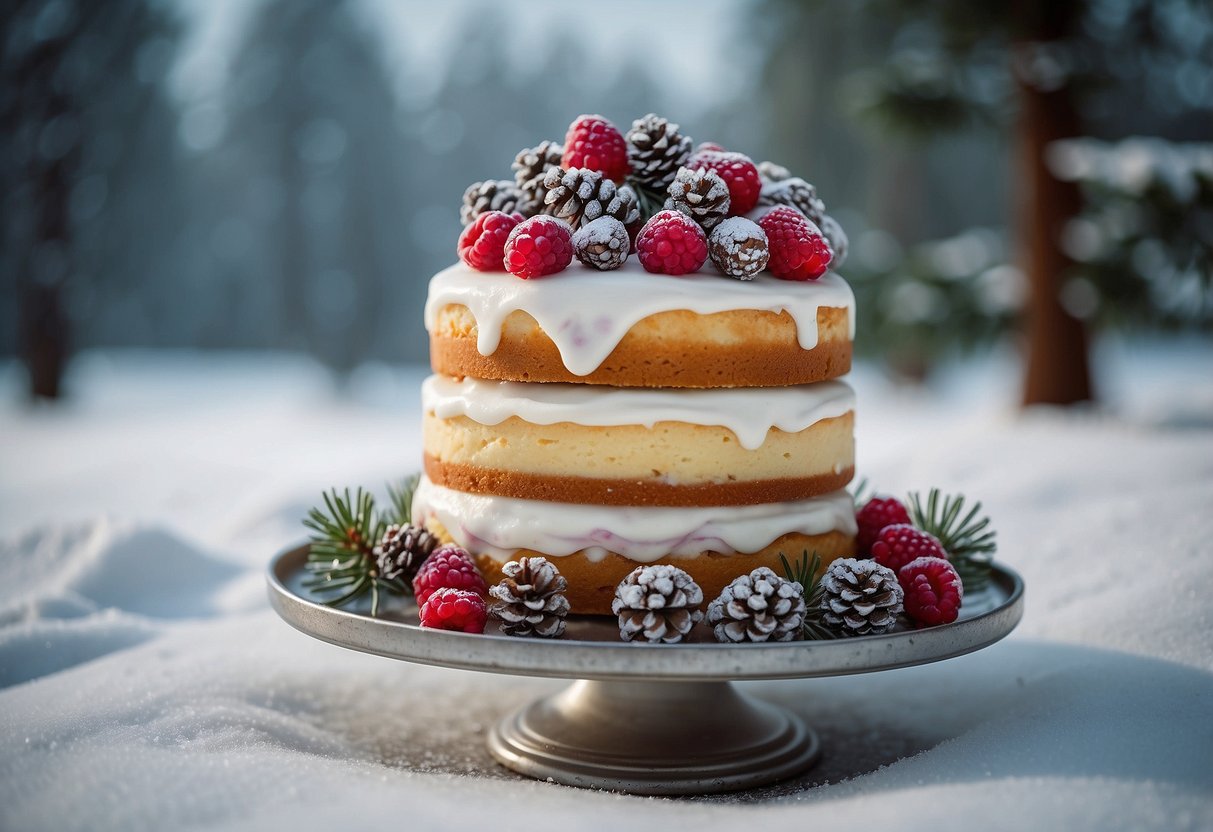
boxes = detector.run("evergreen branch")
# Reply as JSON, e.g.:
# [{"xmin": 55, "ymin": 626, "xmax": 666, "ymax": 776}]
[
  {"xmin": 302, "ymin": 487, "xmax": 395, "ymax": 615},
  {"xmin": 779, "ymin": 550, "xmax": 837, "ymax": 640},
  {"xmin": 849, "ymin": 476, "xmax": 871, "ymax": 506},
  {"xmin": 627, "ymin": 178, "xmax": 668, "ymax": 222},
  {"xmin": 383, "ymin": 473, "xmax": 421, "ymax": 527},
  {"xmin": 908, "ymin": 488, "xmax": 997, "ymax": 593}
]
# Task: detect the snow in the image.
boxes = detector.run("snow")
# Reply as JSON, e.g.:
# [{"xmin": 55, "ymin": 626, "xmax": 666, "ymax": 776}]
[{"xmin": 2, "ymin": 343, "xmax": 1213, "ymax": 830}]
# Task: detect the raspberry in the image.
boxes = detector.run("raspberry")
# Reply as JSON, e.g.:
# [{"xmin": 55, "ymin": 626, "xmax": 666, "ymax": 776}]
[
  {"xmin": 419, "ymin": 588, "xmax": 488, "ymax": 634},
  {"xmin": 457, "ymin": 210, "xmax": 522, "ymax": 271},
  {"xmin": 856, "ymin": 496, "xmax": 912, "ymax": 556},
  {"xmin": 412, "ymin": 544, "xmax": 487, "ymax": 606},
  {"xmin": 635, "ymin": 210, "xmax": 708, "ymax": 275},
  {"xmin": 758, "ymin": 206, "xmax": 833, "ymax": 280},
  {"xmin": 562, "ymin": 114, "xmax": 629, "ymax": 182},
  {"xmin": 870, "ymin": 523, "xmax": 947, "ymax": 573},
  {"xmin": 695, "ymin": 141, "xmax": 726, "ymax": 154},
  {"xmin": 503, "ymin": 216, "xmax": 574, "ymax": 278},
  {"xmin": 689, "ymin": 150, "xmax": 762, "ymax": 216},
  {"xmin": 898, "ymin": 557, "xmax": 963, "ymax": 627}
]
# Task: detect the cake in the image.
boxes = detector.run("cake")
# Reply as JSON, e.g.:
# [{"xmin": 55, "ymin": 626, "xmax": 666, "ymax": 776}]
[{"xmin": 411, "ymin": 113, "xmax": 859, "ymax": 615}]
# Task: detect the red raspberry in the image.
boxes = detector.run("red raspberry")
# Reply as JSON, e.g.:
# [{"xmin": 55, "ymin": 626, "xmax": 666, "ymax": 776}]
[
  {"xmin": 562, "ymin": 114, "xmax": 630, "ymax": 182},
  {"xmin": 870, "ymin": 524, "xmax": 947, "ymax": 572},
  {"xmin": 856, "ymin": 496, "xmax": 912, "ymax": 556},
  {"xmin": 419, "ymin": 588, "xmax": 488, "ymax": 633},
  {"xmin": 503, "ymin": 216, "xmax": 574, "ymax": 278},
  {"xmin": 457, "ymin": 210, "xmax": 522, "ymax": 271},
  {"xmin": 689, "ymin": 150, "xmax": 762, "ymax": 216},
  {"xmin": 758, "ymin": 206, "xmax": 833, "ymax": 280},
  {"xmin": 898, "ymin": 557, "xmax": 963, "ymax": 627},
  {"xmin": 635, "ymin": 210, "xmax": 708, "ymax": 275},
  {"xmin": 412, "ymin": 544, "xmax": 487, "ymax": 606}
]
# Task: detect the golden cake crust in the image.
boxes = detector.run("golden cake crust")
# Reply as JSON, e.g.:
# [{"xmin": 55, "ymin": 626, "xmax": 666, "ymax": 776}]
[{"xmin": 429, "ymin": 304, "xmax": 852, "ymax": 388}]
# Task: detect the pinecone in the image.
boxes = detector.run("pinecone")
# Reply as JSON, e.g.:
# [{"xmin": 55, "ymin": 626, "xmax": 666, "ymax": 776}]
[
  {"xmin": 664, "ymin": 166, "xmax": 730, "ymax": 231},
  {"xmin": 461, "ymin": 180, "xmax": 522, "ymax": 227},
  {"xmin": 708, "ymin": 217, "xmax": 769, "ymax": 279},
  {"xmin": 488, "ymin": 556, "xmax": 570, "ymax": 638},
  {"xmin": 626, "ymin": 113, "xmax": 693, "ymax": 190},
  {"xmin": 819, "ymin": 558, "xmax": 904, "ymax": 636},
  {"xmin": 757, "ymin": 177, "xmax": 826, "ymax": 228},
  {"xmin": 513, "ymin": 140, "xmax": 563, "ymax": 216},
  {"xmin": 573, "ymin": 216, "xmax": 630, "ymax": 270},
  {"xmin": 707, "ymin": 567, "xmax": 806, "ymax": 643},
  {"xmin": 612, "ymin": 564, "xmax": 704, "ymax": 644},
  {"xmin": 757, "ymin": 160, "xmax": 792, "ymax": 183},
  {"xmin": 819, "ymin": 214, "xmax": 848, "ymax": 268},
  {"xmin": 542, "ymin": 167, "xmax": 639, "ymax": 228},
  {"xmin": 374, "ymin": 524, "xmax": 438, "ymax": 583}
]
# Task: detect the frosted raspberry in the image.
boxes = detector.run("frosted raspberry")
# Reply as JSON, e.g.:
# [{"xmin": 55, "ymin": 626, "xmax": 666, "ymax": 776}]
[
  {"xmin": 562, "ymin": 114, "xmax": 630, "ymax": 182},
  {"xmin": 412, "ymin": 544, "xmax": 487, "ymax": 606},
  {"xmin": 689, "ymin": 149, "xmax": 762, "ymax": 216},
  {"xmin": 898, "ymin": 557, "xmax": 963, "ymax": 627},
  {"xmin": 419, "ymin": 588, "xmax": 488, "ymax": 633},
  {"xmin": 635, "ymin": 210, "xmax": 708, "ymax": 276},
  {"xmin": 457, "ymin": 210, "xmax": 522, "ymax": 271},
  {"xmin": 856, "ymin": 496, "xmax": 912, "ymax": 557},
  {"xmin": 870, "ymin": 524, "xmax": 947, "ymax": 573},
  {"xmin": 758, "ymin": 206, "xmax": 833, "ymax": 280},
  {"xmin": 695, "ymin": 141, "xmax": 726, "ymax": 154},
  {"xmin": 503, "ymin": 215, "xmax": 574, "ymax": 278}
]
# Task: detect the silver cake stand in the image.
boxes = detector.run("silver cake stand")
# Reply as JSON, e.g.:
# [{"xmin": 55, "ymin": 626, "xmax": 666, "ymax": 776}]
[{"xmin": 267, "ymin": 545, "xmax": 1023, "ymax": 795}]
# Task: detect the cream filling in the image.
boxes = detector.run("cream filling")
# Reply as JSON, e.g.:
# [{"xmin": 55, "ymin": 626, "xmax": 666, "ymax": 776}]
[
  {"xmin": 422, "ymin": 375, "xmax": 855, "ymax": 451},
  {"xmin": 413, "ymin": 477, "xmax": 857, "ymax": 564},
  {"xmin": 423, "ymin": 260, "xmax": 856, "ymax": 377}
]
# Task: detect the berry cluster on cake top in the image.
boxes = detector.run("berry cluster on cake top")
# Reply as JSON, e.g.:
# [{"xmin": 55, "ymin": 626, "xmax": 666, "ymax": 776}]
[{"xmin": 456, "ymin": 113, "xmax": 849, "ymax": 282}]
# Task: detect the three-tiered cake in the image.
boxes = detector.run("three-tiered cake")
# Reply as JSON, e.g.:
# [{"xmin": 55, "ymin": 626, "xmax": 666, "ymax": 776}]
[{"xmin": 411, "ymin": 114, "xmax": 860, "ymax": 614}]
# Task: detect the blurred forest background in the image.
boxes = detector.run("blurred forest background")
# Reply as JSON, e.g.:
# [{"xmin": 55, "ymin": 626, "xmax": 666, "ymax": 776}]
[{"xmin": 2, "ymin": 0, "xmax": 1211, "ymax": 402}]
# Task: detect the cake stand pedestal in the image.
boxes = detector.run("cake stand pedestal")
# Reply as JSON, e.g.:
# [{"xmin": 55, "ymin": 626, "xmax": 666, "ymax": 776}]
[{"xmin": 267, "ymin": 546, "xmax": 1023, "ymax": 795}]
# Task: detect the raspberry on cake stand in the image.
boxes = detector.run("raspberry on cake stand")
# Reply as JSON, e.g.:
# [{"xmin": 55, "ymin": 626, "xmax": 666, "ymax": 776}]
[{"xmin": 267, "ymin": 545, "xmax": 1023, "ymax": 795}]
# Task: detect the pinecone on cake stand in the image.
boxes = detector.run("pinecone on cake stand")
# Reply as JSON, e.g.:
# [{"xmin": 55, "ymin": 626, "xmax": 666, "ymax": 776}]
[
  {"xmin": 461, "ymin": 180, "xmax": 523, "ymax": 226},
  {"xmin": 374, "ymin": 523, "xmax": 438, "ymax": 584},
  {"xmin": 819, "ymin": 558, "xmax": 904, "ymax": 636},
  {"xmin": 612, "ymin": 565, "xmax": 704, "ymax": 644},
  {"xmin": 706, "ymin": 567, "xmax": 806, "ymax": 643},
  {"xmin": 488, "ymin": 557, "xmax": 571, "ymax": 638},
  {"xmin": 626, "ymin": 113, "xmax": 693, "ymax": 190}
]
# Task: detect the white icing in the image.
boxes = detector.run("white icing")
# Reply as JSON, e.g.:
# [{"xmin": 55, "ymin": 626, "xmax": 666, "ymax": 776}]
[
  {"xmin": 422, "ymin": 375, "xmax": 855, "ymax": 451},
  {"xmin": 413, "ymin": 477, "xmax": 857, "ymax": 564},
  {"xmin": 423, "ymin": 260, "xmax": 855, "ymax": 377}
]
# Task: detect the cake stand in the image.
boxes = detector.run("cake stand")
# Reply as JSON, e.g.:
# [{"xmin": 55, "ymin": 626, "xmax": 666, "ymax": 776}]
[{"xmin": 267, "ymin": 545, "xmax": 1023, "ymax": 795}]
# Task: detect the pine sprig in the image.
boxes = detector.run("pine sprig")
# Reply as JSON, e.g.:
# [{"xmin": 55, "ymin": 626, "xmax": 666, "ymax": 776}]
[
  {"xmin": 849, "ymin": 476, "xmax": 871, "ymax": 507},
  {"xmin": 779, "ymin": 550, "xmax": 837, "ymax": 641},
  {"xmin": 628, "ymin": 178, "xmax": 668, "ymax": 223},
  {"xmin": 384, "ymin": 473, "xmax": 421, "ymax": 527},
  {"xmin": 303, "ymin": 487, "xmax": 397, "ymax": 616},
  {"xmin": 908, "ymin": 488, "xmax": 996, "ymax": 593}
]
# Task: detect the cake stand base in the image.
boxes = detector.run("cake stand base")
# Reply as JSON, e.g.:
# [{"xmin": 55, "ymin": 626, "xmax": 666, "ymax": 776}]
[{"xmin": 487, "ymin": 679, "xmax": 819, "ymax": 794}]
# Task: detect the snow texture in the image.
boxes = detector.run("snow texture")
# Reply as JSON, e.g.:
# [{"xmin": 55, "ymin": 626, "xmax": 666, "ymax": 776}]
[{"xmin": 2, "ymin": 344, "xmax": 1212, "ymax": 831}]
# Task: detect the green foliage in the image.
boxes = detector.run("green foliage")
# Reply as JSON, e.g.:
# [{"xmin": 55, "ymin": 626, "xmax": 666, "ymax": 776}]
[
  {"xmin": 908, "ymin": 488, "xmax": 996, "ymax": 593},
  {"xmin": 302, "ymin": 487, "xmax": 398, "ymax": 616},
  {"xmin": 384, "ymin": 473, "xmax": 421, "ymax": 527},
  {"xmin": 779, "ymin": 550, "xmax": 836, "ymax": 640}
]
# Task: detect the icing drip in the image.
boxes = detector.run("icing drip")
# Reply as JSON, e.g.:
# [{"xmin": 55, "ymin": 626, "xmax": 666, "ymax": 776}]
[
  {"xmin": 422, "ymin": 375, "xmax": 855, "ymax": 451},
  {"xmin": 413, "ymin": 477, "xmax": 857, "ymax": 564},
  {"xmin": 424, "ymin": 260, "xmax": 856, "ymax": 377}
]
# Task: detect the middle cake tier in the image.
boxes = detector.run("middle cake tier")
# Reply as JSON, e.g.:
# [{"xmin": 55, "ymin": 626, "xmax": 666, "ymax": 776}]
[{"xmin": 422, "ymin": 374, "xmax": 856, "ymax": 506}]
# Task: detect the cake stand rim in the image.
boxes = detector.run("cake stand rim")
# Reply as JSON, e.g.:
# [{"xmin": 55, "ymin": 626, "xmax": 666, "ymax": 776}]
[{"xmin": 266, "ymin": 544, "xmax": 1024, "ymax": 681}]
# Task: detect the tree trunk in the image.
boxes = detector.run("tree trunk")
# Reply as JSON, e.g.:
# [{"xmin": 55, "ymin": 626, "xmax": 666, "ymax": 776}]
[{"xmin": 1015, "ymin": 4, "xmax": 1093, "ymax": 406}]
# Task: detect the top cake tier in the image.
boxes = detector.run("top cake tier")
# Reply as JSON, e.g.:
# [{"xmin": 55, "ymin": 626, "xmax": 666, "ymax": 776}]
[{"xmin": 425, "ymin": 260, "xmax": 855, "ymax": 388}]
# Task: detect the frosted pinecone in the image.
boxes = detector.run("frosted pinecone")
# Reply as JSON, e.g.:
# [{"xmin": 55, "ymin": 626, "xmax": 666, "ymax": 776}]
[
  {"xmin": 757, "ymin": 160, "xmax": 793, "ymax": 183},
  {"xmin": 488, "ymin": 557, "xmax": 570, "ymax": 638},
  {"xmin": 573, "ymin": 216, "xmax": 630, "ymax": 271},
  {"xmin": 626, "ymin": 113, "xmax": 693, "ymax": 190},
  {"xmin": 612, "ymin": 565, "xmax": 704, "ymax": 644},
  {"xmin": 708, "ymin": 217, "xmax": 769, "ymax": 279},
  {"xmin": 461, "ymin": 180, "xmax": 522, "ymax": 226},
  {"xmin": 819, "ymin": 214, "xmax": 848, "ymax": 268},
  {"xmin": 374, "ymin": 524, "xmax": 438, "ymax": 583},
  {"xmin": 664, "ymin": 166, "xmax": 730, "ymax": 231},
  {"xmin": 542, "ymin": 167, "xmax": 638, "ymax": 228},
  {"xmin": 819, "ymin": 558, "xmax": 904, "ymax": 636},
  {"xmin": 757, "ymin": 177, "xmax": 826, "ymax": 228},
  {"xmin": 513, "ymin": 140, "xmax": 563, "ymax": 216},
  {"xmin": 707, "ymin": 567, "xmax": 806, "ymax": 643}
]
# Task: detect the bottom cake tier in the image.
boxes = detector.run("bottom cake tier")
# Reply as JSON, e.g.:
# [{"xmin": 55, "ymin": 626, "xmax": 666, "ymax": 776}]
[{"xmin": 412, "ymin": 477, "xmax": 857, "ymax": 615}]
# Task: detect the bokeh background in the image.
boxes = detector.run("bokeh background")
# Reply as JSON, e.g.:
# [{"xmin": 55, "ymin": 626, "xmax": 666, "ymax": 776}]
[{"xmin": 2, "ymin": 0, "xmax": 1211, "ymax": 402}]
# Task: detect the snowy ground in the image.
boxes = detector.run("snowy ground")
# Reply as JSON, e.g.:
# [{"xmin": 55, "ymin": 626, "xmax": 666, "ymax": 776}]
[{"xmin": 1, "ymin": 342, "xmax": 1212, "ymax": 831}]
